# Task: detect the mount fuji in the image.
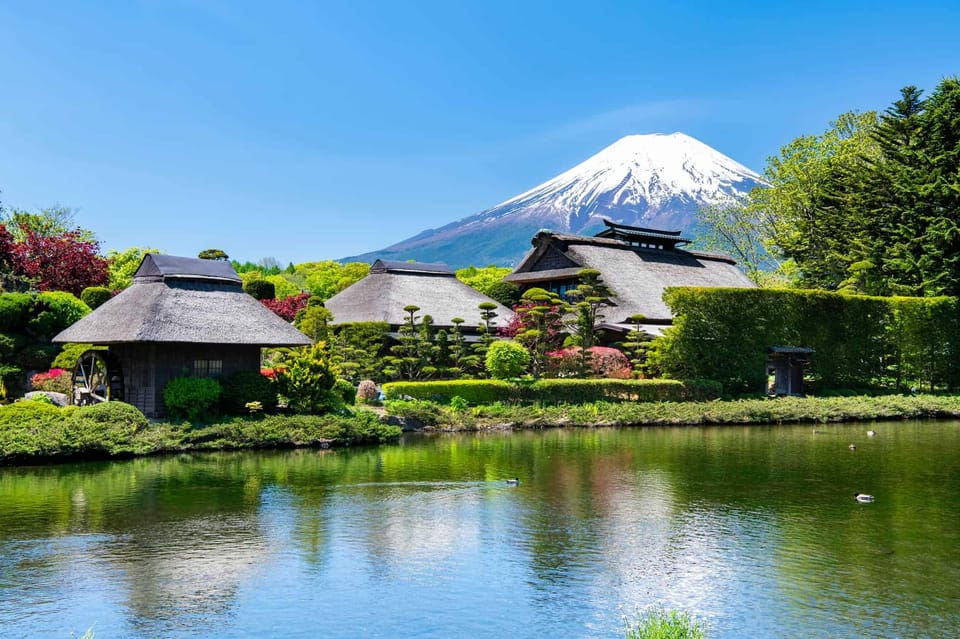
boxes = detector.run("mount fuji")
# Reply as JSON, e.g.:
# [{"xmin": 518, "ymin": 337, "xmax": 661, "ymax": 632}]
[{"xmin": 343, "ymin": 133, "xmax": 764, "ymax": 268}]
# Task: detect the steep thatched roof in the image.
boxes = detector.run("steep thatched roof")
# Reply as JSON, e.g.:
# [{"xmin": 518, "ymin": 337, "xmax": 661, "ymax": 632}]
[
  {"xmin": 325, "ymin": 260, "xmax": 514, "ymax": 328},
  {"xmin": 506, "ymin": 231, "xmax": 755, "ymax": 323},
  {"xmin": 53, "ymin": 254, "xmax": 311, "ymax": 346}
]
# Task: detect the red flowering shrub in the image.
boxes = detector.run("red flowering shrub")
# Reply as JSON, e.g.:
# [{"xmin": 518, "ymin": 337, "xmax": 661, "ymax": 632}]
[
  {"xmin": 30, "ymin": 368, "xmax": 72, "ymax": 394},
  {"xmin": 14, "ymin": 229, "xmax": 109, "ymax": 296},
  {"xmin": 546, "ymin": 346, "xmax": 631, "ymax": 379},
  {"xmin": 260, "ymin": 367, "xmax": 286, "ymax": 380},
  {"xmin": 261, "ymin": 293, "xmax": 310, "ymax": 322}
]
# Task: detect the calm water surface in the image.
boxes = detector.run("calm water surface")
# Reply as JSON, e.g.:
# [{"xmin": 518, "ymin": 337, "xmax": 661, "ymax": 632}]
[{"xmin": 1, "ymin": 421, "xmax": 959, "ymax": 638}]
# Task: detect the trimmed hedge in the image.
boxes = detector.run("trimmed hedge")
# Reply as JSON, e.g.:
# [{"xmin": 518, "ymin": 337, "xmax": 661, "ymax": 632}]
[
  {"xmin": 651, "ymin": 287, "xmax": 960, "ymax": 394},
  {"xmin": 382, "ymin": 378, "xmax": 721, "ymax": 405}
]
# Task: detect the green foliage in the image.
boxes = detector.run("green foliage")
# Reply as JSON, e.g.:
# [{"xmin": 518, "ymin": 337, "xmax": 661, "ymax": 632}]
[
  {"xmin": 382, "ymin": 378, "xmax": 714, "ymax": 405},
  {"xmin": 485, "ymin": 340, "xmax": 530, "ymax": 379},
  {"xmin": 330, "ymin": 322, "xmax": 390, "ymax": 382},
  {"xmin": 106, "ymin": 247, "xmax": 160, "ymax": 289},
  {"xmin": 333, "ymin": 378, "xmax": 357, "ymax": 405},
  {"xmin": 0, "ymin": 402, "xmax": 399, "ymax": 462},
  {"xmin": 28, "ymin": 291, "xmax": 90, "ymax": 337},
  {"xmin": 163, "ymin": 377, "xmax": 222, "ymax": 422},
  {"xmin": 625, "ymin": 609, "xmax": 706, "ymax": 639},
  {"xmin": 274, "ymin": 345, "xmax": 339, "ymax": 414},
  {"xmin": 651, "ymin": 287, "xmax": 960, "ymax": 394},
  {"xmin": 293, "ymin": 260, "xmax": 370, "ymax": 300},
  {"xmin": 244, "ymin": 279, "xmax": 276, "ymax": 300},
  {"xmin": 294, "ymin": 300, "xmax": 332, "ymax": 343},
  {"xmin": 76, "ymin": 401, "xmax": 148, "ymax": 432},
  {"xmin": 80, "ymin": 286, "xmax": 113, "ymax": 309},
  {"xmin": 455, "ymin": 265, "xmax": 513, "ymax": 296},
  {"xmin": 486, "ymin": 280, "xmax": 521, "ymax": 307},
  {"xmin": 0, "ymin": 293, "xmax": 33, "ymax": 331},
  {"xmin": 383, "ymin": 306, "xmax": 441, "ymax": 380},
  {"xmin": 198, "ymin": 248, "xmax": 229, "ymax": 261},
  {"xmin": 51, "ymin": 343, "xmax": 102, "ymax": 370},
  {"xmin": 219, "ymin": 370, "xmax": 278, "ymax": 415},
  {"xmin": 384, "ymin": 379, "xmax": 517, "ymax": 404},
  {"xmin": 0, "ymin": 291, "xmax": 91, "ymax": 395}
]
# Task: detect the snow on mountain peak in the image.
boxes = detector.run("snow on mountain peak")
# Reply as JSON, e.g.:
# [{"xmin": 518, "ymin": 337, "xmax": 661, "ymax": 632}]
[
  {"xmin": 343, "ymin": 132, "xmax": 765, "ymax": 268},
  {"xmin": 496, "ymin": 132, "xmax": 761, "ymax": 216}
]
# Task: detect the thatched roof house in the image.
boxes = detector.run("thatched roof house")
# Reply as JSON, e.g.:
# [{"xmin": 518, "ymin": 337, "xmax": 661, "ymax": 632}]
[
  {"xmin": 54, "ymin": 254, "xmax": 310, "ymax": 416},
  {"xmin": 324, "ymin": 260, "xmax": 514, "ymax": 333},
  {"xmin": 505, "ymin": 220, "xmax": 755, "ymax": 336}
]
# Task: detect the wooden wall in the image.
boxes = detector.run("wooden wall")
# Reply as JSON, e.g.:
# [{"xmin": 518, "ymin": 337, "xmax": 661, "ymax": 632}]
[{"xmin": 110, "ymin": 343, "xmax": 261, "ymax": 417}]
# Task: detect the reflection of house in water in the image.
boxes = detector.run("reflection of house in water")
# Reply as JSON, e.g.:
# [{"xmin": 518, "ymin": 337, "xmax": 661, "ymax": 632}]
[{"xmin": 506, "ymin": 220, "xmax": 755, "ymax": 340}]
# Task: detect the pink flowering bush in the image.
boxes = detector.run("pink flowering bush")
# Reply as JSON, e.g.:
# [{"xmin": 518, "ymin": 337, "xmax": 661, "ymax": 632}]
[
  {"xmin": 547, "ymin": 346, "xmax": 632, "ymax": 379},
  {"xmin": 30, "ymin": 368, "xmax": 72, "ymax": 394}
]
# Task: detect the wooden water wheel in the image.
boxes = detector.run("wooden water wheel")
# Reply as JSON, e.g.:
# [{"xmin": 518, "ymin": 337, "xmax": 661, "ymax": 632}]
[{"xmin": 73, "ymin": 350, "xmax": 124, "ymax": 405}]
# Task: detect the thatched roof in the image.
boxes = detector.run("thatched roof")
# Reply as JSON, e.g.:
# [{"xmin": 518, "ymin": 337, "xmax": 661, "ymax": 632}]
[
  {"xmin": 53, "ymin": 254, "xmax": 311, "ymax": 346},
  {"xmin": 506, "ymin": 231, "xmax": 755, "ymax": 323},
  {"xmin": 325, "ymin": 260, "xmax": 514, "ymax": 328}
]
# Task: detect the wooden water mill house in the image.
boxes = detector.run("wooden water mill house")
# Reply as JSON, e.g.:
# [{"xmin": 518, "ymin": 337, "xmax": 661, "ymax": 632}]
[{"xmin": 53, "ymin": 254, "xmax": 312, "ymax": 417}]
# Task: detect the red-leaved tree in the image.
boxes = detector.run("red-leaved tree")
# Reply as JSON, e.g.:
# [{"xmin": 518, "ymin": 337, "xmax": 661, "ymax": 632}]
[
  {"xmin": 13, "ymin": 228, "xmax": 109, "ymax": 296},
  {"xmin": 261, "ymin": 292, "xmax": 311, "ymax": 322}
]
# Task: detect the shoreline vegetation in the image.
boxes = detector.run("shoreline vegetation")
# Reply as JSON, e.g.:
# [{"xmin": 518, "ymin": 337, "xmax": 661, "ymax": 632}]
[{"xmin": 4, "ymin": 392, "xmax": 960, "ymax": 466}]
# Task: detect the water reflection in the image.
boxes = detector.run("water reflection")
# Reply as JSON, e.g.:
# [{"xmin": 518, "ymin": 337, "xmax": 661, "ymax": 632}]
[{"xmin": 0, "ymin": 422, "xmax": 958, "ymax": 638}]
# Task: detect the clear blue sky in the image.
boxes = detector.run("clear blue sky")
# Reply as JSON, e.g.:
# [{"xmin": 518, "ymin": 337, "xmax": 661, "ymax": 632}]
[{"xmin": 1, "ymin": 1, "xmax": 958, "ymax": 265}]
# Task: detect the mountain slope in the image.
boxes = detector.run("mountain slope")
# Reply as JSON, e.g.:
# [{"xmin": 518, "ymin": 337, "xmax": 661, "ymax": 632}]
[{"xmin": 344, "ymin": 132, "xmax": 763, "ymax": 268}]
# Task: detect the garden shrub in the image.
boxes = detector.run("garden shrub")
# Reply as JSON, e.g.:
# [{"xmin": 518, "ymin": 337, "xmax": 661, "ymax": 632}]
[
  {"xmin": 219, "ymin": 370, "xmax": 279, "ymax": 415},
  {"xmin": 356, "ymin": 379, "xmax": 379, "ymax": 403},
  {"xmin": 27, "ymin": 291, "xmax": 91, "ymax": 337},
  {"xmin": 30, "ymin": 368, "xmax": 72, "ymax": 395},
  {"xmin": 244, "ymin": 279, "xmax": 276, "ymax": 300},
  {"xmin": 274, "ymin": 344, "xmax": 339, "ymax": 414},
  {"xmin": 80, "ymin": 286, "xmax": 113, "ymax": 309},
  {"xmin": 0, "ymin": 294, "xmax": 33, "ymax": 331},
  {"xmin": 333, "ymin": 378, "xmax": 356, "ymax": 405},
  {"xmin": 382, "ymin": 378, "xmax": 716, "ymax": 404},
  {"xmin": 163, "ymin": 377, "xmax": 222, "ymax": 422},
  {"xmin": 75, "ymin": 401, "xmax": 148, "ymax": 432},
  {"xmin": 547, "ymin": 346, "xmax": 632, "ymax": 378},
  {"xmin": 383, "ymin": 379, "xmax": 517, "ymax": 404},
  {"xmin": 652, "ymin": 287, "xmax": 960, "ymax": 394},
  {"xmin": 485, "ymin": 340, "xmax": 530, "ymax": 379}
]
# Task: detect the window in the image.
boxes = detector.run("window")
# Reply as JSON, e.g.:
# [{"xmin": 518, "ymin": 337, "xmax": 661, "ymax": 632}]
[{"xmin": 193, "ymin": 359, "xmax": 223, "ymax": 378}]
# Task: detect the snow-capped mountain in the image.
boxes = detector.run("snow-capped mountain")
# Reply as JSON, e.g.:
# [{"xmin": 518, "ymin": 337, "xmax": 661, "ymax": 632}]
[{"xmin": 344, "ymin": 133, "xmax": 763, "ymax": 268}]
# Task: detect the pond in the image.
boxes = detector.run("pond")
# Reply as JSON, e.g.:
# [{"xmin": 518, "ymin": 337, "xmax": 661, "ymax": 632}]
[{"xmin": 1, "ymin": 421, "xmax": 959, "ymax": 638}]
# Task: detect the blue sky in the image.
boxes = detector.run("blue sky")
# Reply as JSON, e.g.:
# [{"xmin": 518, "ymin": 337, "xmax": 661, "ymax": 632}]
[{"xmin": 1, "ymin": 1, "xmax": 958, "ymax": 265}]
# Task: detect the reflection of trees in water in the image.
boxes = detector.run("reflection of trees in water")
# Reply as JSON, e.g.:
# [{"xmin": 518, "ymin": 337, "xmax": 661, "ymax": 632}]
[{"xmin": 2, "ymin": 423, "xmax": 960, "ymax": 636}]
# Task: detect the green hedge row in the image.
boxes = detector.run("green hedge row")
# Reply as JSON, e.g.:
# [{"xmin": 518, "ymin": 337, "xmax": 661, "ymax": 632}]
[
  {"xmin": 382, "ymin": 378, "xmax": 722, "ymax": 405},
  {"xmin": 650, "ymin": 287, "xmax": 960, "ymax": 394}
]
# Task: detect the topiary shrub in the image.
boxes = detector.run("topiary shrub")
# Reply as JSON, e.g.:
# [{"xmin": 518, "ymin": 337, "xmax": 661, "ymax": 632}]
[
  {"xmin": 80, "ymin": 286, "xmax": 114, "ymax": 310},
  {"xmin": 333, "ymin": 378, "xmax": 356, "ymax": 405},
  {"xmin": 75, "ymin": 401, "xmax": 148, "ymax": 432},
  {"xmin": 219, "ymin": 370, "xmax": 279, "ymax": 415},
  {"xmin": 244, "ymin": 279, "xmax": 276, "ymax": 301},
  {"xmin": 485, "ymin": 340, "xmax": 530, "ymax": 379},
  {"xmin": 163, "ymin": 377, "xmax": 222, "ymax": 422},
  {"xmin": 486, "ymin": 281, "xmax": 521, "ymax": 308}
]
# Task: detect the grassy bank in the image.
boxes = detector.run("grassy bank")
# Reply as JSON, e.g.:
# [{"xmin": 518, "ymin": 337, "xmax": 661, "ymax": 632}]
[
  {"xmin": 385, "ymin": 393, "xmax": 960, "ymax": 430},
  {"xmin": 0, "ymin": 401, "xmax": 401, "ymax": 465}
]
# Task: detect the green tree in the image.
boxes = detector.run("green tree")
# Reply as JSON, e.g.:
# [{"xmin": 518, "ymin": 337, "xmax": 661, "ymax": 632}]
[
  {"xmin": 455, "ymin": 265, "xmax": 513, "ymax": 296},
  {"xmin": 485, "ymin": 340, "xmax": 530, "ymax": 379},
  {"xmin": 198, "ymin": 248, "xmax": 229, "ymax": 261},
  {"xmin": 106, "ymin": 247, "xmax": 161, "ymax": 290}
]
